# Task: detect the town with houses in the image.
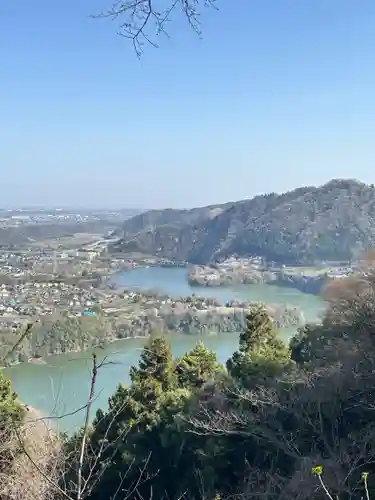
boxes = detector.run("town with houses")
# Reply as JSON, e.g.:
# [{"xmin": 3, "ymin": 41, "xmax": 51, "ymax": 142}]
[
  {"xmin": 0, "ymin": 237, "xmax": 311, "ymax": 365},
  {"xmin": 0, "ymin": 204, "xmax": 356, "ymax": 365},
  {"xmin": 0, "ymin": 243, "xmax": 353, "ymax": 333},
  {"xmin": 187, "ymin": 255, "xmax": 354, "ymax": 291}
]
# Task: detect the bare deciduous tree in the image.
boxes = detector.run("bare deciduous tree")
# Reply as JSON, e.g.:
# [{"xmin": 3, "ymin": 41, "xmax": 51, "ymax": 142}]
[{"xmin": 95, "ymin": 0, "xmax": 218, "ymax": 56}]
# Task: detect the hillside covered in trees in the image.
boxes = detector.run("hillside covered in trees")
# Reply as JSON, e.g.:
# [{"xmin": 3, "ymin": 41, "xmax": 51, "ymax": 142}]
[
  {"xmin": 3, "ymin": 259, "xmax": 375, "ymax": 499},
  {"xmin": 112, "ymin": 179, "xmax": 375, "ymax": 264}
]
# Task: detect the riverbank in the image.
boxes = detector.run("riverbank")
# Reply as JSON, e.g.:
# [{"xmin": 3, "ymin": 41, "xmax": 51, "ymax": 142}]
[
  {"xmin": 115, "ymin": 258, "xmax": 332, "ymax": 295},
  {"xmin": 186, "ymin": 262, "xmax": 350, "ymax": 295},
  {"xmin": 107, "ymin": 253, "xmax": 353, "ymax": 295},
  {"xmin": 21, "ymin": 402, "xmax": 55, "ymax": 435},
  {"xmin": 5, "ymin": 328, "xmax": 306, "ymax": 433},
  {"xmin": 1, "ymin": 289, "xmax": 304, "ymax": 366},
  {"xmin": 2, "ymin": 401, "xmax": 61, "ymax": 500},
  {"xmin": 112, "ymin": 256, "xmax": 340, "ymax": 295},
  {"xmin": 4, "ymin": 266, "xmax": 325, "ymax": 432}
]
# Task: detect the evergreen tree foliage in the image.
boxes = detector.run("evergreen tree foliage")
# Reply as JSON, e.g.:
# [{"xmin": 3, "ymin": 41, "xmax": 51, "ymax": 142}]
[
  {"xmin": 0, "ymin": 369, "xmax": 24, "ymax": 479},
  {"xmin": 227, "ymin": 305, "xmax": 293, "ymax": 386},
  {"xmin": 175, "ymin": 341, "xmax": 223, "ymax": 390},
  {"xmin": 0, "ymin": 369, "xmax": 23, "ymax": 436},
  {"xmin": 130, "ymin": 336, "xmax": 176, "ymax": 390},
  {"xmin": 72, "ymin": 336, "xmax": 225, "ymax": 500}
]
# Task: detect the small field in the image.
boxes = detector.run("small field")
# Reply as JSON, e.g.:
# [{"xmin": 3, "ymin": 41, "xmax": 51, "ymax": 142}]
[{"xmin": 31, "ymin": 233, "xmax": 103, "ymax": 249}]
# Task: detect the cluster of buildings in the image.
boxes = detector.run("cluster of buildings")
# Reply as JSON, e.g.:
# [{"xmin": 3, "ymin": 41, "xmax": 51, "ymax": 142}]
[
  {"xmin": 0, "ymin": 244, "xmax": 169, "ymax": 336},
  {"xmin": 0, "ymin": 246, "xmax": 115, "ymax": 279},
  {"xmin": 0, "ymin": 208, "xmax": 125, "ymax": 227},
  {"xmin": 189, "ymin": 257, "xmax": 265, "ymax": 286},
  {"xmin": 0, "ymin": 248, "xmax": 112, "ymax": 331},
  {"xmin": 218, "ymin": 256, "xmax": 263, "ymax": 272},
  {"xmin": 0, "ymin": 281, "xmax": 101, "ymax": 320}
]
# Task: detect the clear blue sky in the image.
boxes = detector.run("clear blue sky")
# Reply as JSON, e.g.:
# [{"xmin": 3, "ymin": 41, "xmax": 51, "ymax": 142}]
[{"xmin": 1, "ymin": 0, "xmax": 374, "ymax": 209}]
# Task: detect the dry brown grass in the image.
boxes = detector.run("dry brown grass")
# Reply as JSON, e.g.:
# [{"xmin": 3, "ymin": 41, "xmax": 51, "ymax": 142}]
[{"xmin": 0, "ymin": 406, "xmax": 63, "ymax": 500}]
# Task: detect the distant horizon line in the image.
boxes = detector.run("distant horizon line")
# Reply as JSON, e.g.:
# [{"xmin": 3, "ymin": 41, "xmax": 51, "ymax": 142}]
[
  {"xmin": 0, "ymin": 206, "xmax": 148, "ymax": 212},
  {"xmin": 0, "ymin": 178, "xmax": 371, "ymax": 213}
]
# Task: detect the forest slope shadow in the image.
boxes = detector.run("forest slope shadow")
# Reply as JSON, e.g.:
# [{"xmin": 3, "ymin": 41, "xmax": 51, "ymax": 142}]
[{"xmin": 111, "ymin": 179, "xmax": 375, "ymax": 265}]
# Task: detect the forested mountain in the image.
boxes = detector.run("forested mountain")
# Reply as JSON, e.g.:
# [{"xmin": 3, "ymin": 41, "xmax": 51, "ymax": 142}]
[
  {"xmin": 114, "ymin": 202, "xmax": 234, "ymax": 239},
  {"xmin": 112, "ymin": 179, "xmax": 375, "ymax": 264}
]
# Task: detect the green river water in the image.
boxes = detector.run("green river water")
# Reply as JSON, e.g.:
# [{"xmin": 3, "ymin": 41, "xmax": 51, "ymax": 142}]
[{"xmin": 5, "ymin": 267, "xmax": 325, "ymax": 433}]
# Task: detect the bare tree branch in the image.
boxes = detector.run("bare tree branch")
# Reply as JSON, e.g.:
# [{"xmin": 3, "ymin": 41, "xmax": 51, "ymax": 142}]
[
  {"xmin": 94, "ymin": 0, "xmax": 218, "ymax": 56},
  {"xmin": 0, "ymin": 322, "xmax": 34, "ymax": 366},
  {"xmin": 77, "ymin": 353, "xmax": 98, "ymax": 500}
]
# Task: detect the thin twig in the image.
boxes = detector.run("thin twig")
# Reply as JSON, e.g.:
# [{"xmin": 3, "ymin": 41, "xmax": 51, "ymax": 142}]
[
  {"xmin": 318, "ymin": 474, "xmax": 335, "ymax": 500},
  {"xmin": 94, "ymin": 0, "xmax": 217, "ymax": 56},
  {"xmin": 77, "ymin": 353, "xmax": 98, "ymax": 500},
  {"xmin": 0, "ymin": 322, "xmax": 33, "ymax": 365}
]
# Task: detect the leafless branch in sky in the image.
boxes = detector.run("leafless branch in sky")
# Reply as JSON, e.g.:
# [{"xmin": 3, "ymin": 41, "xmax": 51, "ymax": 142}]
[{"xmin": 95, "ymin": 0, "xmax": 218, "ymax": 56}]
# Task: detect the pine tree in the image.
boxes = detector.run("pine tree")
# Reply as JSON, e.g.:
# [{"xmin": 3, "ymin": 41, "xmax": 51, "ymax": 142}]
[
  {"xmin": 130, "ymin": 336, "xmax": 176, "ymax": 392},
  {"xmin": 175, "ymin": 342, "xmax": 223, "ymax": 390},
  {"xmin": 75, "ymin": 337, "xmax": 179, "ymax": 500},
  {"xmin": 239, "ymin": 305, "xmax": 275, "ymax": 353},
  {"xmin": 227, "ymin": 305, "xmax": 293, "ymax": 386}
]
